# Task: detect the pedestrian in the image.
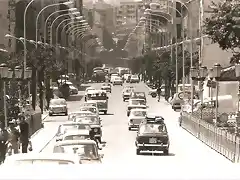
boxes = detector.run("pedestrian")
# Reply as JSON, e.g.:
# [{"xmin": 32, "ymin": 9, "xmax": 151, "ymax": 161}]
[
  {"xmin": 19, "ymin": 115, "xmax": 30, "ymax": 153},
  {"xmin": 0, "ymin": 121, "xmax": 8, "ymax": 164},
  {"xmin": 156, "ymin": 86, "xmax": 162, "ymax": 102},
  {"xmin": 7, "ymin": 120, "xmax": 20, "ymax": 155}
]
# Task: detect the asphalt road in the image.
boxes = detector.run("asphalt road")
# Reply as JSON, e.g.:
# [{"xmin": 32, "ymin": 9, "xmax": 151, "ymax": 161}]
[{"xmin": 41, "ymin": 82, "xmax": 231, "ymax": 165}]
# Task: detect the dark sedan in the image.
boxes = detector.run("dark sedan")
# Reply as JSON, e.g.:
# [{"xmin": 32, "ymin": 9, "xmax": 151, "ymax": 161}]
[{"xmin": 135, "ymin": 123, "xmax": 169, "ymax": 155}]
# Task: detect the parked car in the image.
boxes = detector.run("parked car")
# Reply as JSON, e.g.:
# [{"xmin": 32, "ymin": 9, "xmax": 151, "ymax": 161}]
[{"xmin": 49, "ymin": 98, "xmax": 68, "ymax": 116}]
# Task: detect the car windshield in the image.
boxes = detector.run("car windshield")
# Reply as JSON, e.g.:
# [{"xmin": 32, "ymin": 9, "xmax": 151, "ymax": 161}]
[
  {"xmin": 53, "ymin": 144, "xmax": 98, "ymax": 160},
  {"xmin": 59, "ymin": 124, "xmax": 91, "ymax": 134},
  {"xmin": 87, "ymin": 93, "xmax": 107, "ymax": 100},
  {"xmin": 13, "ymin": 159, "xmax": 75, "ymax": 165},
  {"xmin": 139, "ymin": 124, "xmax": 167, "ymax": 134},
  {"xmin": 64, "ymin": 135, "xmax": 90, "ymax": 140},
  {"xmin": 115, "ymin": 77, "xmax": 121, "ymax": 80},
  {"xmin": 132, "ymin": 75, "xmax": 138, "ymax": 78},
  {"xmin": 132, "ymin": 111, "xmax": 146, "ymax": 117},
  {"xmin": 80, "ymin": 107, "xmax": 97, "ymax": 114},
  {"xmin": 75, "ymin": 116, "xmax": 99, "ymax": 124},
  {"xmin": 131, "ymin": 99, "xmax": 145, "ymax": 105},
  {"xmin": 50, "ymin": 99, "xmax": 66, "ymax": 105}
]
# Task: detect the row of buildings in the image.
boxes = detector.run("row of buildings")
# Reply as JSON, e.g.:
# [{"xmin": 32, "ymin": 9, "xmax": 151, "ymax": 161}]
[{"xmin": 0, "ymin": 0, "xmax": 233, "ymax": 69}]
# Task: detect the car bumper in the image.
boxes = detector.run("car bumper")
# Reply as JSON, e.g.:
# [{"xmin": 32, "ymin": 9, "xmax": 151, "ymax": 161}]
[
  {"xmin": 172, "ymin": 104, "xmax": 181, "ymax": 109},
  {"xmin": 123, "ymin": 95, "xmax": 130, "ymax": 99},
  {"xmin": 128, "ymin": 124, "xmax": 140, "ymax": 128},
  {"xmin": 49, "ymin": 110, "xmax": 67, "ymax": 114},
  {"xmin": 136, "ymin": 143, "xmax": 169, "ymax": 150},
  {"xmin": 113, "ymin": 82, "xmax": 123, "ymax": 85},
  {"xmin": 99, "ymin": 108, "xmax": 107, "ymax": 112}
]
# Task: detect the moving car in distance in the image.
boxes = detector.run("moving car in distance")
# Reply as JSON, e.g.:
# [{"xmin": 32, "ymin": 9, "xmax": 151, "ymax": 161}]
[
  {"xmin": 82, "ymin": 101, "xmax": 98, "ymax": 109},
  {"xmin": 86, "ymin": 90, "xmax": 108, "ymax": 115},
  {"xmin": 69, "ymin": 85, "xmax": 78, "ymax": 95},
  {"xmin": 127, "ymin": 98, "xmax": 148, "ymax": 116},
  {"xmin": 112, "ymin": 76, "xmax": 123, "ymax": 86},
  {"xmin": 128, "ymin": 109, "xmax": 147, "ymax": 131},
  {"xmin": 110, "ymin": 73, "xmax": 119, "ymax": 83},
  {"xmin": 56, "ymin": 130, "xmax": 90, "ymax": 142},
  {"xmin": 49, "ymin": 98, "xmax": 68, "ymax": 116},
  {"xmin": 135, "ymin": 123, "xmax": 170, "ymax": 155},
  {"xmin": 84, "ymin": 87, "xmax": 95, "ymax": 101},
  {"xmin": 122, "ymin": 88, "xmax": 132, "ymax": 102},
  {"xmin": 101, "ymin": 83, "xmax": 112, "ymax": 93},
  {"xmin": 53, "ymin": 140, "xmax": 104, "ymax": 164},
  {"xmin": 3, "ymin": 153, "xmax": 82, "ymax": 165},
  {"xmin": 130, "ymin": 75, "xmax": 140, "ymax": 83}
]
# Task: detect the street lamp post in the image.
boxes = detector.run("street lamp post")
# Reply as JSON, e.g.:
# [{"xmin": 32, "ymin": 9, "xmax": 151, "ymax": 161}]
[
  {"xmin": 0, "ymin": 63, "xmax": 13, "ymax": 127},
  {"xmin": 25, "ymin": 67, "xmax": 32, "ymax": 98},
  {"xmin": 212, "ymin": 63, "xmax": 222, "ymax": 125},
  {"xmin": 14, "ymin": 66, "xmax": 23, "ymax": 109}
]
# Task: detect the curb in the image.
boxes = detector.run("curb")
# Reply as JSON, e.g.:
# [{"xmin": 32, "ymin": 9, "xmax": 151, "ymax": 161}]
[{"xmin": 39, "ymin": 132, "xmax": 57, "ymax": 152}]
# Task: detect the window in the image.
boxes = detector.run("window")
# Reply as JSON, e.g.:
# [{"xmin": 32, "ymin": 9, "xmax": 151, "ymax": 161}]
[
  {"xmin": 176, "ymin": 2, "xmax": 182, "ymax": 17},
  {"xmin": 176, "ymin": 24, "xmax": 182, "ymax": 39}
]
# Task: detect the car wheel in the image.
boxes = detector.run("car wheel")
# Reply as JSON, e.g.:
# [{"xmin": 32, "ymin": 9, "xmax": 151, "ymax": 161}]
[
  {"xmin": 65, "ymin": 112, "xmax": 68, "ymax": 116},
  {"xmin": 163, "ymin": 149, "xmax": 169, "ymax": 155},
  {"xmin": 136, "ymin": 149, "xmax": 141, "ymax": 155},
  {"xmin": 173, "ymin": 107, "xmax": 176, "ymax": 111},
  {"xmin": 128, "ymin": 127, "xmax": 131, "ymax": 131},
  {"xmin": 104, "ymin": 111, "xmax": 107, "ymax": 115},
  {"xmin": 123, "ymin": 99, "xmax": 125, "ymax": 102},
  {"xmin": 49, "ymin": 113, "xmax": 52, "ymax": 116}
]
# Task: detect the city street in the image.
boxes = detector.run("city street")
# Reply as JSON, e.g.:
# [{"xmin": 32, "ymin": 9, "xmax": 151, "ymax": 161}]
[{"xmin": 41, "ymin": 83, "xmax": 231, "ymax": 165}]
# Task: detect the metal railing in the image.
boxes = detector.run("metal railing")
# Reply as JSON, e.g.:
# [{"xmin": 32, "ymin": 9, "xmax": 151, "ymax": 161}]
[{"xmin": 180, "ymin": 111, "xmax": 240, "ymax": 162}]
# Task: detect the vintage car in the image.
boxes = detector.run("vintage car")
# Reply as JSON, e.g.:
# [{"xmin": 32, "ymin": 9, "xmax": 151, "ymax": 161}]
[
  {"xmin": 135, "ymin": 123, "xmax": 169, "ymax": 155},
  {"xmin": 112, "ymin": 76, "xmax": 123, "ymax": 86},
  {"xmin": 79, "ymin": 106, "xmax": 99, "ymax": 116},
  {"xmin": 86, "ymin": 90, "xmax": 108, "ymax": 115},
  {"xmin": 3, "ymin": 153, "xmax": 82, "ymax": 165},
  {"xmin": 69, "ymin": 85, "xmax": 78, "ymax": 95},
  {"xmin": 130, "ymin": 75, "xmax": 140, "ymax": 83},
  {"xmin": 128, "ymin": 108, "xmax": 147, "ymax": 130},
  {"xmin": 53, "ymin": 140, "xmax": 104, "ymax": 164},
  {"xmin": 49, "ymin": 98, "xmax": 68, "ymax": 116},
  {"xmin": 56, "ymin": 129, "xmax": 90, "ymax": 142},
  {"xmin": 75, "ymin": 117, "xmax": 102, "ymax": 143},
  {"xmin": 170, "ymin": 91, "xmax": 191, "ymax": 111},
  {"xmin": 130, "ymin": 91, "xmax": 146, "ymax": 101},
  {"xmin": 122, "ymin": 88, "xmax": 133, "ymax": 102},
  {"xmin": 92, "ymin": 70, "xmax": 106, "ymax": 83},
  {"xmin": 68, "ymin": 111, "xmax": 95, "ymax": 121},
  {"xmin": 84, "ymin": 87, "xmax": 96, "ymax": 101},
  {"xmin": 127, "ymin": 99, "xmax": 148, "ymax": 116},
  {"xmin": 56, "ymin": 122, "xmax": 91, "ymax": 137},
  {"xmin": 101, "ymin": 83, "xmax": 112, "ymax": 93}
]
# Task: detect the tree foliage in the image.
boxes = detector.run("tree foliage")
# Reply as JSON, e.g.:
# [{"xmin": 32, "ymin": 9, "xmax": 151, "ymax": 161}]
[{"xmin": 204, "ymin": 0, "xmax": 240, "ymax": 64}]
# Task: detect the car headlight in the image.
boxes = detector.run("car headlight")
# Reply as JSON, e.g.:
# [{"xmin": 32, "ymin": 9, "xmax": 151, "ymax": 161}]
[{"xmin": 94, "ymin": 128, "xmax": 98, "ymax": 132}]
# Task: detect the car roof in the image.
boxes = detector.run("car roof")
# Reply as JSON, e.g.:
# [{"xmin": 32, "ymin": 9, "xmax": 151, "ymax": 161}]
[
  {"xmin": 5, "ymin": 153, "xmax": 78, "ymax": 161},
  {"xmin": 63, "ymin": 130, "xmax": 90, "ymax": 136},
  {"xmin": 129, "ymin": 98, "xmax": 146, "ymax": 101},
  {"xmin": 75, "ymin": 110, "xmax": 94, "ymax": 114},
  {"xmin": 86, "ymin": 87, "xmax": 95, "ymax": 90},
  {"xmin": 50, "ymin": 98, "xmax": 66, "ymax": 101},
  {"xmin": 146, "ymin": 113, "xmax": 162, "ymax": 118},
  {"xmin": 60, "ymin": 122, "xmax": 90, "ymax": 126},
  {"xmin": 55, "ymin": 140, "xmax": 96, "ymax": 146}
]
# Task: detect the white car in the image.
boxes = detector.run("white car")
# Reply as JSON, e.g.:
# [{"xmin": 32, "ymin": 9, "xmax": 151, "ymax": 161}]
[
  {"xmin": 123, "ymin": 74, "xmax": 131, "ymax": 81},
  {"xmin": 130, "ymin": 75, "xmax": 139, "ymax": 83},
  {"xmin": 53, "ymin": 140, "xmax": 104, "ymax": 164},
  {"xmin": 127, "ymin": 98, "xmax": 148, "ymax": 116},
  {"xmin": 128, "ymin": 109, "xmax": 147, "ymax": 131},
  {"xmin": 85, "ymin": 87, "xmax": 95, "ymax": 96},
  {"xmin": 110, "ymin": 74, "xmax": 119, "ymax": 83},
  {"xmin": 3, "ymin": 153, "xmax": 82, "ymax": 165},
  {"xmin": 112, "ymin": 77, "xmax": 123, "ymax": 86},
  {"xmin": 49, "ymin": 98, "xmax": 68, "ymax": 116},
  {"xmin": 56, "ymin": 122, "xmax": 91, "ymax": 137},
  {"xmin": 122, "ymin": 88, "xmax": 132, "ymax": 101},
  {"xmin": 79, "ymin": 106, "xmax": 99, "ymax": 116},
  {"xmin": 56, "ymin": 129, "xmax": 90, "ymax": 142}
]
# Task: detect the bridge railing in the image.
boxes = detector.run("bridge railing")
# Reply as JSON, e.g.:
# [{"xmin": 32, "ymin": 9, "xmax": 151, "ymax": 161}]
[{"xmin": 180, "ymin": 111, "xmax": 240, "ymax": 162}]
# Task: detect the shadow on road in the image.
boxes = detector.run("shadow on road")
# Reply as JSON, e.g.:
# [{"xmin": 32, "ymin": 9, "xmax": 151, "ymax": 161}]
[{"xmin": 140, "ymin": 152, "xmax": 175, "ymax": 157}]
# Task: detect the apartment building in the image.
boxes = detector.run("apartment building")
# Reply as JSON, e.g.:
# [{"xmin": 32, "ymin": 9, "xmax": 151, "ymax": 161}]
[{"xmin": 0, "ymin": 0, "xmax": 16, "ymax": 53}]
